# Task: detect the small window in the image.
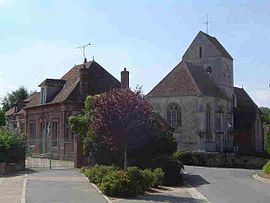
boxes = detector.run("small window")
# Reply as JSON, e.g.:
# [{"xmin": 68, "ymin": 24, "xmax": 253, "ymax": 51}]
[
  {"xmin": 205, "ymin": 104, "xmax": 212, "ymax": 141},
  {"xmin": 30, "ymin": 123, "xmax": 36, "ymax": 145},
  {"xmin": 51, "ymin": 122, "xmax": 58, "ymax": 147},
  {"xmin": 199, "ymin": 47, "xmax": 202, "ymax": 58},
  {"xmin": 167, "ymin": 103, "xmax": 181, "ymax": 128},
  {"xmin": 206, "ymin": 66, "xmax": 212, "ymax": 74}
]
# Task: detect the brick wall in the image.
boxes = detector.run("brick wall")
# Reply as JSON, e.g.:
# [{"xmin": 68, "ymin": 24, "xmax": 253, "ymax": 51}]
[{"xmin": 25, "ymin": 103, "xmax": 83, "ymax": 160}]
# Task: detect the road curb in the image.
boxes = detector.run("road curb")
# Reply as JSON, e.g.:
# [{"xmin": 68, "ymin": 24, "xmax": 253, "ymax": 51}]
[
  {"xmin": 81, "ymin": 172, "xmax": 112, "ymax": 203},
  {"xmin": 184, "ymin": 180, "xmax": 211, "ymax": 203},
  {"xmin": 21, "ymin": 173, "xmax": 28, "ymax": 203},
  {"xmin": 182, "ymin": 170, "xmax": 211, "ymax": 203},
  {"xmin": 253, "ymin": 173, "xmax": 270, "ymax": 184}
]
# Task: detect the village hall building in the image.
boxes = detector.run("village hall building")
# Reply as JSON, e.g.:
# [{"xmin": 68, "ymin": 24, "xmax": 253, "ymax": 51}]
[
  {"xmin": 147, "ymin": 31, "xmax": 264, "ymax": 154},
  {"xmin": 5, "ymin": 60, "xmax": 129, "ymax": 159}
]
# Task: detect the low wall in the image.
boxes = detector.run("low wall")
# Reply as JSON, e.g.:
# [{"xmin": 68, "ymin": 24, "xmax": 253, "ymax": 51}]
[
  {"xmin": 0, "ymin": 161, "xmax": 25, "ymax": 175},
  {"xmin": 181, "ymin": 152, "xmax": 269, "ymax": 169}
]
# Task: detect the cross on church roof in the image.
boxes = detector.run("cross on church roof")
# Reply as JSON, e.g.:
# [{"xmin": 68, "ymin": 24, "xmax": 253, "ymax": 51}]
[{"xmin": 203, "ymin": 14, "xmax": 212, "ymax": 34}]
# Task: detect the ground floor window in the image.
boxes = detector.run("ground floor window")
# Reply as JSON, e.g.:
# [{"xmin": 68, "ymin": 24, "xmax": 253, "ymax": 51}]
[{"xmin": 52, "ymin": 121, "xmax": 58, "ymax": 147}]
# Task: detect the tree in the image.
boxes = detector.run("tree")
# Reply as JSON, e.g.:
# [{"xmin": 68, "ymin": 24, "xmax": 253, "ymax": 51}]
[
  {"xmin": 90, "ymin": 88, "xmax": 152, "ymax": 169},
  {"xmin": 0, "ymin": 110, "xmax": 5, "ymax": 126},
  {"xmin": 1, "ymin": 86, "xmax": 30, "ymax": 112},
  {"xmin": 260, "ymin": 107, "xmax": 270, "ymax": 124}
]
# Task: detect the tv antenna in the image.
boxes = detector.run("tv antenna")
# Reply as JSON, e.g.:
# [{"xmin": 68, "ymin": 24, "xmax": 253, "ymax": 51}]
[{"xmin": 75, "ymin": 43, "xmax": 91, "ymax": 62}]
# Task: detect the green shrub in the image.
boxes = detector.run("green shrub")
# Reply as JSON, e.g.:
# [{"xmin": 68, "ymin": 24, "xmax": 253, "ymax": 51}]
[
  {"xmin": 179, "ymin": 152, "xmax": 205, "ymax": 166},
  {"xmin": 141, "ymin": 168, "xmax": 155, "ymax": 189},
  {"xmin": 267, "ymin": 132, "xmax": 270, "ymax": 155},
  {"xmin": 151, "ymin": 155, "xmax": 183, "ymax": 186},
  {"xmin": 126, "ymin": 166, "xmax": 145, "ymax": 194},
  {"xmin": 0, "ymin": 128, "xmax": 25, "ymax": 163},
  {"xmin": 152, "ymin": 168, "xmax": 164, "ymax": 187},
  {"xmin": 99, "ymin": 170, "xmax": 136, "ymax": 197},
  {"xmin": 82, "ymin": 165, "xmax": 120, "ymax": 184},
  {"xmin": 173, "ymin": 151, "xmax": 184, "ymax": 160},
  {"xmin": 263, "ymin": 161, "xmax": 270, "ymax": 174}
]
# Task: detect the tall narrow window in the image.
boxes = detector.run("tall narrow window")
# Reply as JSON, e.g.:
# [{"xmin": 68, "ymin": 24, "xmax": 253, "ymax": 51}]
[
  {"xmin": 30, "ymin": 123, "xmax": 36, "ymax": 145},
  {"xmin": 199, "ymin": 46, "xmax": 202, "ymax": 58},
  {"xmin": 52, "ymin": 122, "xmax": 58, "ymax": 147},
  {"xmin": 167, "ymin": 103, "xmax": 181, "ymax": 128},
  {"xmin": 206, "ymin": 104, "xmax": 211, "ymax": 141}
]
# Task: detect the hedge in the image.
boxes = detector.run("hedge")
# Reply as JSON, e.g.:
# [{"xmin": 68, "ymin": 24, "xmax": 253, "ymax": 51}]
[
  {"xmin": 263, "ymin": 161, "xmax": 270, "ymax": 174},
  {"xmin": 0, "ymin": 128, "xmax": 25, "ymax": 163},
  {"xmin": 81, "ymin": 165, "xmax": 164, "ymax": 197}
]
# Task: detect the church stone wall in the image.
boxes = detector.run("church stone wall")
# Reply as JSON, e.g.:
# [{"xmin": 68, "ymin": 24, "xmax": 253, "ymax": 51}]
[
  {"xmin": 182, "ymin": 32, "xmax": 234, "ymax": 100},
  {"xmin": 149, "ymin": 96, "xmax": 231, "ymax": 152}
]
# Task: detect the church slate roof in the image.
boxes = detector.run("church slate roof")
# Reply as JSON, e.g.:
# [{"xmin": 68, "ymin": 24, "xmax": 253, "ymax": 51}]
[
  {"xmin": 25, "ymin": 60, "xmax": 121, "ymax": 108},
  {"xmin": 147, "ymin": 61, "xmax": 227, "ymax": 99},
  {"xmin": 234, "ymin": 87, "xmax": 257, "ymax": 110},
  {"xmin": 201, "ymin": 31, "xmax": 233, "ymax": 61}
]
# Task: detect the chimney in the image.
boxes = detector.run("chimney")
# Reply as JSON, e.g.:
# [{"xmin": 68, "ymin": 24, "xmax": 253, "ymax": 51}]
[
  {"xmin": 79, "ymin": 65, "xmax": 89, "ymax": 101},
  {"xmin": 121, "ymin": 68, "xmax": 129, "ymax": 89}
]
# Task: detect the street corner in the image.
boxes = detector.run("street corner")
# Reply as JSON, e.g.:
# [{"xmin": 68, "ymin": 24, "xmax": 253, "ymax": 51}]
[{"xmin": 253, "ymin": 173, "xmax": 270, "ymax": 184}]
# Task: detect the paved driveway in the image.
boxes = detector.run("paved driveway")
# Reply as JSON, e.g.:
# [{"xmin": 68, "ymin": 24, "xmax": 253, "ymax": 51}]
[
  {"xmin": 184, "ymin": 166, "xmax": 270, "ymax": 203},
  {"xmin": 25, "ymin": 169, "xmax": 107, "ymax": 203}
]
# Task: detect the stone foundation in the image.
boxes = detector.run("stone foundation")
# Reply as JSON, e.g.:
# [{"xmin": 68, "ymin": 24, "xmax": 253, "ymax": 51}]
[{"xmin": 181, "ymin": 152, "xmax": 269, "ymax": 169}]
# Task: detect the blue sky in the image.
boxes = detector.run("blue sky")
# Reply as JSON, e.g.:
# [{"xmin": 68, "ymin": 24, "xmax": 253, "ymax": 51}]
[{"xmin": 0, "ymin": 0, "xmax": 270, "ymax": 107}]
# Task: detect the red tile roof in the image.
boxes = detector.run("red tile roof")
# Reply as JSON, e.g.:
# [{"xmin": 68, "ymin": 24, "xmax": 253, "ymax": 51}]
[
  {"xmin": 25, "ymin": 60, "xmax": 121, "ymax": 108},
  {"xmin": 147, "ymin": 61, "xmax": 227, "ymax": 99}
]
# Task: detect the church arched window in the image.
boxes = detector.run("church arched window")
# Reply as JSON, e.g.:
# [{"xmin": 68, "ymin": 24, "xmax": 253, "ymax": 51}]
[
  {"xmin": 167, "ymin": 103, "xmax": 181, "ymax": 128},
  {"xmin": 206, "ymin": 104, "xmax": 212, "ymax": 140},
  {"xmin": 199, "ymin": 46, "xmax": 202, "ymax": 58},
  {"xmin": 215, "ymin": 105, "xmax": 224, "ymax": 133}
]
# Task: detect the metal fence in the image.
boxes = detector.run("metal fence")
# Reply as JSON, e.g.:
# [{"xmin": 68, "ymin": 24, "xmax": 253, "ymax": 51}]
[{"xmin": 25, "ymin": 141, "xmax": 74, "ymax": 169}]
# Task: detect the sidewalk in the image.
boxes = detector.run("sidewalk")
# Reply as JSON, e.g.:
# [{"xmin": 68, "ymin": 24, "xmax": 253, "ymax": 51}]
[
  {"xmin": 0, "ymin": 169, "xmax": 107, "ymax": 203},
  {"xmin": 0, "ymin": 169, "xmax": 209, "ymax": 203},
  {"xmin": 26, "ymin": 169, "xmax": 107, "ymax": 203},
  {"xmin": 109, "ymin": 185, "xmax": 208, "ymax": 203},
  {"xmin": 0, "ymin": 172, "xmax": 26, "ymax": 203}
]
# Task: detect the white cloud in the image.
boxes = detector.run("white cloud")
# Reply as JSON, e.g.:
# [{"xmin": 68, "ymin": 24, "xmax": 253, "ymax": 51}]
[{"xmin": 0, "ymin": 0, "xmax": 12, "ymax": 7}]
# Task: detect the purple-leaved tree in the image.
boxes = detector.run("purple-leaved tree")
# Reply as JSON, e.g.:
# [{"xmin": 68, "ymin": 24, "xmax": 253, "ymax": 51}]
[{"xmin": 89, "ymin": 88, "xmax": 151, "ymax": 169}]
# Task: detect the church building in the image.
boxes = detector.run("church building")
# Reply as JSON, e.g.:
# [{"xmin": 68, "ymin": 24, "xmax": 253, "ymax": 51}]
[{"xmin": 147, "ymin": 31, "xmax": 264, "ymax": 153}]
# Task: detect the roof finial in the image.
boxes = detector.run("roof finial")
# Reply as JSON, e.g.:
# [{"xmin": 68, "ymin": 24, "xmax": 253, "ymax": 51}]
[
  {"xmin": 203, "ymin": 14, "xmax": 212, "ymax": 34},
  {"xmin": 92, "ymin": 54, "xmax": 95, "ymax": 61}
]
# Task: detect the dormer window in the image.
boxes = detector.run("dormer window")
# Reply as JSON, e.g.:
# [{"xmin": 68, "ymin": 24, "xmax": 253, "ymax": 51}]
[
  {"xmin": 39, "ymin": 79, "xmax": 66, "ymax": 105},
  {"xmin": 40, "ymin": 87, "xmax": 46, "ymax": 104},
  {"xmin": 199, "ymin": 46, "xmax": 202, "ymax": 58}
]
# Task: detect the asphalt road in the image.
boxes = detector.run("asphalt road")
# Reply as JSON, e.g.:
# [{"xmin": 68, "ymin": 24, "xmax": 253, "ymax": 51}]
[{"xmin": 184, "ymin": 166, "xmax": 270, "ymax": 203}]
